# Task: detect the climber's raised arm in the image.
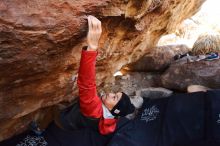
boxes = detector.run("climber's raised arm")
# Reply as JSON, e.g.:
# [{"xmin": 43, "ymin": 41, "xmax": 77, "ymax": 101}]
[{"xmin": 77, "ymin": 15, "xmax": 103, "ymax": 118}]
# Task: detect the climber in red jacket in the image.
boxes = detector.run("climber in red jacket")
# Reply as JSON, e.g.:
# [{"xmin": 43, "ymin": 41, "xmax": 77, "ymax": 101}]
[{"xmin": 57, "ymin": 15, "xmax": 135, "ymax": 135}]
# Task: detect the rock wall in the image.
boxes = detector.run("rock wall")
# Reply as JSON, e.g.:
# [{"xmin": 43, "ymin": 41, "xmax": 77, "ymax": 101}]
[
  {"xmin": 126, "ymin": 45, "xmax": 220, "ymax": 92},
  {"xmin": 125, "ymin": 45, "xmax": 190, "ymax": 72},
  {"xmin": 0, "ymin": 0, "xmax": 205, "ymax": 141},
  {"xmin": 161, "ymin": 59, "xmax": 220, "ymax": 90}
]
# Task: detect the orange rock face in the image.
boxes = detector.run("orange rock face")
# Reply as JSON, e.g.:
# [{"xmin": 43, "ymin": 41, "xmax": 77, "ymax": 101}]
[{"xmin": 0, "ymin": 0, "xmax": 205, "ymax": 141}]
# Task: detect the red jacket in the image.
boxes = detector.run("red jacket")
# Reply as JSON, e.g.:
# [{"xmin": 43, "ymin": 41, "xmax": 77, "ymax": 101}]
[{"xmin": 77, "ymin": 49, "xmax": 117, "ymax": 135}]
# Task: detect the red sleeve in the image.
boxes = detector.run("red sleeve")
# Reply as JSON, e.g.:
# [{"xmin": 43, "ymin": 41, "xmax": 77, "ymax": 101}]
[
  {"xmin": 99, "ymin": 118, "xmax": 117, "ymax": 135},
  {"xmin": 77, "ymin": 49, "xmax": 102, "ymax": 118}
]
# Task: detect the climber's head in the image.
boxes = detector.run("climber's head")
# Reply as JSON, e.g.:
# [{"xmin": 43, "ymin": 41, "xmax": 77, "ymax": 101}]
[{"xmin": 101, "ymin": 92, "xmax": 135, "ymax": 117}]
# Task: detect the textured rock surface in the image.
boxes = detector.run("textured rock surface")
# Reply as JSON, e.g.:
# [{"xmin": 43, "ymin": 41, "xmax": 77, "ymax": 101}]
[
  {"xmin": 161, "ymin": 59, "xmax": 220, "ymax": 91},
  {"xmin": 0, "ymin": 0, "xmax": 205, "ymax": 140},
  {"xmin": 104, "ymin": 72, "xmax": 161, "ymax": 96},
  {"xmin": 0, "ymin": 107, "xmax": 55, "ymax": 141},
  {"xmin": 124, "ymin": 45, "xmax": 190, "ymax": 72},
  {"xmin": 135, "ymin": 87, "xmax": 173, "ymax": 98}
]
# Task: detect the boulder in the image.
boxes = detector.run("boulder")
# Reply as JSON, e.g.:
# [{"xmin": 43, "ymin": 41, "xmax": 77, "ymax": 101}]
[
  {"xmin": 135, "ymin": 87, "xmax": 173, "ymax": 98},
  {"xmin": 106, "ymin": 72, "xmax": 161, "ymax": 96},
  {"xmin": 125, "ymin": 45, "xmax": 190, "ymax": 72},
  {"xmin": 161, "ymin": 59, "xmax": 220, "ymax": 91},
  {"xmin": 0, "ymin": 0, "xmax": 205, "ymax": 140}
]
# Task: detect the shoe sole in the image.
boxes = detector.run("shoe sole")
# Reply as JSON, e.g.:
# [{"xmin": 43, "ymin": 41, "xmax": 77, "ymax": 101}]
[{"xmin": 187, "ymin": 85, "xmax": 211, "ymax": 93}]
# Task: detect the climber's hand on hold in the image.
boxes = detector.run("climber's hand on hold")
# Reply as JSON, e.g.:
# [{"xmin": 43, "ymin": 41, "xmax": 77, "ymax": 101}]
[{"xmin": 87, "ymin": 15, "xmax": 102, "ymax": 51}]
